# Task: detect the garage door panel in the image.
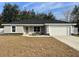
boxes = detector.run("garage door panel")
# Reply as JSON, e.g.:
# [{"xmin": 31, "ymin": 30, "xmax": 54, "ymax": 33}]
[{"xmin": 49, "ymin": 26, "xmax": 68, "ymax": 36}]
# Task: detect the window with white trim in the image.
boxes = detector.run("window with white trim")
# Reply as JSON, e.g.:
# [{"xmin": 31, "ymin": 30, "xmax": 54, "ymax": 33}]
[{"xmin": 12, "ymin": 26, "xmax": 16, "ymax": 32}]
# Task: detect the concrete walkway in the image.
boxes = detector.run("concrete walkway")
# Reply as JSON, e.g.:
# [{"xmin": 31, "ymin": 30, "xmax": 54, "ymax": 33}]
[
  {"xmin": 23, "ymin": 35, "xmax": 50, "ymax": 37},
  {"xmin": 53, "ymin": 36, "xmax": 79, "ymax": 51}
]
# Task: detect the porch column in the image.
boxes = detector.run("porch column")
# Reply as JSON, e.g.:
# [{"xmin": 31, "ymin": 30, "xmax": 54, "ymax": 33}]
[
  {"xmin": 23, "ymin": 26, "xmax": 26, "ymax": 35},
  {"xmin": 28, "ymin": 26, "xmax": 34, "ymax": 35}
]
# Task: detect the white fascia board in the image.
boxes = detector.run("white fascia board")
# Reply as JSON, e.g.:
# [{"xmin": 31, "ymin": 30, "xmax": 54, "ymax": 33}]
[
  {"xmin": 45, "ymin": 23, "xmax": 77, "ymax": 26},
  {"xmin": 2, "ymin": 23, "xmax": 77, "ymax": 26},
  {"xmin": 2, "ymin": 24, "xmax": 44, "ymax": 26}
]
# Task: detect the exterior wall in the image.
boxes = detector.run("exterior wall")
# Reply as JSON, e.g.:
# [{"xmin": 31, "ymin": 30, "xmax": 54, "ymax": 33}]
[
  {"xmin": 46, "ymin": 25, "xmax": 49, "ymax": 34},
  {"xmin": 28, "ymin": 26, "xmax": 34, "ymax": 34},
  {"xmin": 74, "ymin": 27, "xmax": 78, "ymax": 34},
  {"xmin": 23, "ymin": 26, "xmax": 35, "ymax": 35},
  {"xmin": 4, "ymin": 24, "xmax": 77, "ymax": 36},
  {"xmin": 23, "ymin": 26, "xmax": 46, "ymax": 35},
  {"xmin": 16, "ymin": 25, "xmax": 24, "ymax": 33},
  {"xmin": 0, "ymin": 28, "xmax": 4, "ymax": 34},
  {"xmin": 71, "ymin": 26, "xmax": 78, "ymax": 34},
  {"xmin": 4, "ymin": 25, "xmax": 46, "ymax": 35},
  {"xmin": 4, "ymin": 25, "xmax": 23, "ymax": 33},
  {"xmin": 41, "ymin": 26, "xmax": 46, "ymax": 34},
  {"xmin": 4, "ymin": 25, "xmax": 12, "ymax": 33}
]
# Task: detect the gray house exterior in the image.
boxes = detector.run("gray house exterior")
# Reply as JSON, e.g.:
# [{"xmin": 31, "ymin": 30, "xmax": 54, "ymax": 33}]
[{"xmin": 2, "ymin": 19, "xmax": 77, "ymax": 36}]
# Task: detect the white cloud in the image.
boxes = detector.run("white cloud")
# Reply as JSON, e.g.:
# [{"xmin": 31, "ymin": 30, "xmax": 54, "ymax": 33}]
[
  {"xmin": 36, "ymin": 3, "xmax": 64, "ymax": 13},
  {"xmin": 22, "ymin": 2, "xmax": 58, "ymax": 12},
  {"xmin": 22, "ymin": 2, "xmax": 79, "ymax": 13},
  {"xmin": 22, "ymin": 2, "xmax": 35, "ymax": 10},
  {"xmin": 34, "ymin": 3, "xmax": 57, "ymax": 12},
  {"xmin": 33, "ymin": 2, "xmax": 79, "ymax": 13},
  {"xmin": 22, "ymin": 2, "xmax": 79, "ymax": 19}
]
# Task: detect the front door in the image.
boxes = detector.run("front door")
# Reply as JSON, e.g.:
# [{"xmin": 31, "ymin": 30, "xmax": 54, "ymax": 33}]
[{"xmin": 25, "ymin": 27, "xmax": 28, "ymax": 33}]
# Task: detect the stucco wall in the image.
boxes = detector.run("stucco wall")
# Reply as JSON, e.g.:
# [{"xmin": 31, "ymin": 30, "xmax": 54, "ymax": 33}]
[
  {"xmin": 41, "ymin": 26, "xmax": 46, "ymax": 34},
  {"xmin": 16, "ymin": 25, "xmax": 24, "ymax": 33},
  {"xmin": 0, "ymin": 28, "xmax": 4, "ymax": 34},
  {"xmin": 4, "ymin": 25, "xmax": 23, "ymax": 33},
  {"xmin": 46, "ymin": 25, "xmax": 49, "ymax": 34},
  {"xmin": 71, "ymin": 26, "xmax": 78, "ymax": 34},
  {"xmin": 28, "ymin": 26, "xmax": 34, "ymax": 34},
  {"xmin": 4, "ymin": 24, "xmax": 77, "ymax": 36},
  {"xmin": 23, "ymin": 26, "xmax": 34, "ymax": 35},
  {"xmin": 4, "ymin": 25, "xmax": 11, "ymax": 33},
  {"xmin": 23, "ymin": 26, "xmax": 46, "ymax": 35}
]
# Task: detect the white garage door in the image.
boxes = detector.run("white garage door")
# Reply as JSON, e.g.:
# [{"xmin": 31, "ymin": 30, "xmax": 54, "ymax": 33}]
[{"xmin": 49, "ymin": 25, "xmax": 70, "ymax": 36}]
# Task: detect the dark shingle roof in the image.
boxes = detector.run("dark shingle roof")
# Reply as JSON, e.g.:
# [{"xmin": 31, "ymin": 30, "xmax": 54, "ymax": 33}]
[{"xmin": 4, "ymin": 19, "xmax": 68, "ymax": 24}]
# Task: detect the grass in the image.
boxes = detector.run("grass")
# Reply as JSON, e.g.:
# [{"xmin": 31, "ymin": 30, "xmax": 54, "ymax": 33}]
[{"xmin": 0, "ymin": 36, "xmax": 79, "ymax": 57}]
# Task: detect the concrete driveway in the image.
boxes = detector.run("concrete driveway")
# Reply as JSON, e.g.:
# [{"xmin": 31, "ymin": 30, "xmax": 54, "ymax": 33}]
[{"xmin": 53, "ymin": 36, "xmax": 79, "ymax": 51}]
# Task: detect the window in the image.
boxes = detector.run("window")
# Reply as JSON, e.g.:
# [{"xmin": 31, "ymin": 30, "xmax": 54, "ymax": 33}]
[
  {"xmin": 34, "ymin": 26, "xmax": 40, "ymax": 32},
  {"xmin": 12, "ymin": 26, "xmax": 16, "ymax": 32}
]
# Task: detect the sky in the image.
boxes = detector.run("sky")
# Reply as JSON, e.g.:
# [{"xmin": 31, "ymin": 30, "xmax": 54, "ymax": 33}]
[{"xmin": 0, "ymin": 2, "xmax": 79, "ymax": 20}]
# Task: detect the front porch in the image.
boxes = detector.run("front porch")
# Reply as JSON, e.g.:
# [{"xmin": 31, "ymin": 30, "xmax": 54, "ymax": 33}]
[{"xmin": 23, "ymin": 26, "xmax": 48, "ymax": 36}]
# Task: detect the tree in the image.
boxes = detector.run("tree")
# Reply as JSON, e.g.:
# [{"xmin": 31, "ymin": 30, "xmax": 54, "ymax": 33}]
[
  {"xmin": 19, "ymin": 9, "xmax": 36, "ymax": 19},
  {"xmin": 1, "ymin": 3, "xmax": 56, "ymax": 23},
  {"xmin": 36, "ymin": 13, "xmax": 47, "ymax": 19},
  {"xmin": 71, "ymin": 5, "xmax": 79, "ymax": 34},
  {"xmin": 2, "ymin": 3, "xmax": 19, "ymax": 23},
  {"xmin": 36, "ymin": 12, "xmax": 55, "ymax": 20},
  {"xmin": 47, "ymin": 11, "xmax": 55, "ymax": 20},
  {"xmin": 31, "ymin": 9, "xmax": 35, "ymax": 17},
  {"xmin": 0, "ymin": 15, "xmax": 3, "ymax": 27},
  {"xmin": 71, "ymin": 5, "xmax": 79, "ymax": 22},
  {"xmin": 63, "ymin": 10, "xmax": 71, "ymax": 22}
]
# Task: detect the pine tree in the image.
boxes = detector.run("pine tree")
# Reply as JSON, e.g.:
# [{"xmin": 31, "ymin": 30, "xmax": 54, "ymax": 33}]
[{"xmin": 2, "ymin": 3, "xmax": 19, "ymax": 23}]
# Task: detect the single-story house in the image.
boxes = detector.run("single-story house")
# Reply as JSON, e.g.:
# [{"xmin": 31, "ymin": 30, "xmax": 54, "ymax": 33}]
[{"xmin": 2, "ymin": 19, "xmax": 78, "ymax": 36}]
